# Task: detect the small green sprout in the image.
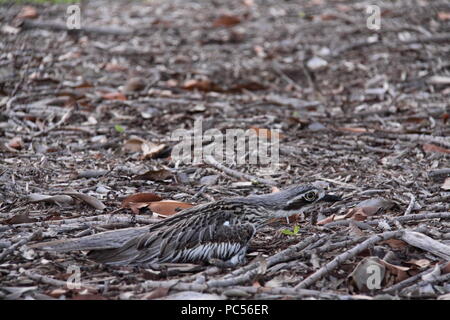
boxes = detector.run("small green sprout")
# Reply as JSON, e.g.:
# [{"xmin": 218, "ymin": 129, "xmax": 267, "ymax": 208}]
[
  {"xmin": 114, "ymin": 124, "xmax": 125, "ymax": 133},
  {"xmin": 281, "ymin": 225, "xmax": 301, "ymax": 236}
]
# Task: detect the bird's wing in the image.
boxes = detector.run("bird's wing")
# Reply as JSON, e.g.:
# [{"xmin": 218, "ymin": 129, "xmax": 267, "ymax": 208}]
[{"xmin": 89, "ymin": 201, "xmax": 256, "ymax": 266}]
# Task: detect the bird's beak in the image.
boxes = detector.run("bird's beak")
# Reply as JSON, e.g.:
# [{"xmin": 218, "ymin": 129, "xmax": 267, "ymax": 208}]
[{"xmin": 321, "ymin": 194, "xmax": 342, "ymax": 202}]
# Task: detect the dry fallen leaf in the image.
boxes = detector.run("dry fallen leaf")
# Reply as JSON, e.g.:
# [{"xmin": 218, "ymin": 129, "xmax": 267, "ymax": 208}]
[
  {"xmin": 437, "ymin": 12, "xmax": 450, "ymax": 21},
  {"xmin": 63, "ymin": 191, "xmax": 106, "ymax": 210},
  {"xmin": 382, "ymin": 239, "xmax": 408, "ymax": 249},
  {"xmin": 123, "ymin": 136, "xmax": 166, "ymax": 159},
  {"xmin": 212, "ymin": 14, "xmax": 241, "ymax": 28},
  {"xmin": 441, "ymin": 177, "xmax": 450, "ymax": 190},
  {"xmin": 123, "ymin": 77, "xmax": 146, "ymax": 93},
  {"xmin": 149, "ymin": 200, "xmax": 194, "ymax": 217},
  {"xmin": 4, "ymin": 213, "xmax": 37, "ymax": 225},
  {"xmin": 405, "ymin": 259, "xmax": 431, "ymax": 270},
  {"xmin": 422, "ymin": 143, "xmax": 450, "ymax": 154},
  {"xmin": 8, "ymin": 137, "xmax": 24, "ymax": 150},
  {"xmin": 101, "ymin": 92, "xmax": 127, "ymax": 101},
  {"xmin": 121, "ymin": 192, "xmax": 163, "ymax": 214},
  {"xmin": 182, "ymin": 79, "xmax": 216, "ymax": 91},
  {"xmin": 17, "ymin": 6, "xmax": 38, "ymax": 19},
  {"xmin": 104, "ymin": 63, "xmax": 128, "ymax": 72},
  {"xmin": 249, "ymin": 127, "xmax": 285, "ymax": 140}
]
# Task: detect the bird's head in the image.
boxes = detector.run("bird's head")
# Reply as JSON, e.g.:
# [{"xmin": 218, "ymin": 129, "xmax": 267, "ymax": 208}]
[{"xmin": 242, "ymin": 184, "xmax": 341, "ymax": 218}]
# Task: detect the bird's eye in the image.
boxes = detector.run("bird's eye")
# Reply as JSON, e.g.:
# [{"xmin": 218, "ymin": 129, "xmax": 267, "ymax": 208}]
[{"xmin": 304, "ymin": 191, "xmax": 317, "ymax": 202}]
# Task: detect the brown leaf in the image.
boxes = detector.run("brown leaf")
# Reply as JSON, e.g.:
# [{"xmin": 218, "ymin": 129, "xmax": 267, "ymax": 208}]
[
  {"xmin": 142, "ymin": 287, "xmax": 170, "ymax": 300},
  {"xmin": 141, "ymin": 141, "xmax": 166, "ymax": 160},
  {"xmin": 212, "ymin": 15, "xmax": 241, "ymax": 28},
  {"xmin": 438, "ymin": 12, "xmax": 450, "ymax": 21},
  {"xmin": 249, "ymin": 127, "xmax": 285, "ymax": 140},
  {"xmin": 405, "ymin": 259, "xmax": 431, "ymax": 270},
  {"xmin": 123, "ymin": 137, "xmax": 144, "ymax": 152},
  {"xmin": 345, "ymin": 207, "xmax": 369, "ymax": 221},
  {"xmin": 123, "ymin": 77, "xmax": 146, "ymax": 93},
  {"xmin": 17, "ymin": 6, "xmax": 38, "ymax": 19},
  {"xmin": 123, "ymin": 137, "xmax": 166, "ymax": 159},
  {"xmin": 380, "ymin": 260, "xmax": 410, "ymax": 283},
  {"xmin": 149, "ymin": 200, "xmax": 194, "ymax": 217},
  {"xmin": 182, "ymin": 79, "xmax": 215, "ymax": 91},
  {"xmin": 423, "ymin": 143, "xmax": 450, "ymax": 154},
  {"xmin": 101, "ymin": 92, "xmax": 127, "ymax": 101},
  {"xmin": 133, "ymin": 169, "xmax": 173, "ymax": 181},
  {"xmin": 316, "ymin": 214, "xmax": 336, "ymax": 225},
  {"xmin": 382, "ymin": 239, "xmax": 407, "ymax": 249},
  {"xmin": 121, "ymin": 193, "xmax": 162, "ymax": 209},
  {"xmin": 8, "ymin": 137, "xmax": 24, "ymax": 150},
  {"xmin": 104, "ymin": 63, "xmax": 128, "ymax": 72},
  {"xmin": 5, "ymin": 213, "xmax": 36, "ymax": 225}
]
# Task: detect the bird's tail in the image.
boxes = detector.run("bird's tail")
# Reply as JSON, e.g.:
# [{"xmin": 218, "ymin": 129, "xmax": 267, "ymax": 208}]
[{"xmin": 87, "ymin": 237, "xmax": 141, "ymax": 266}]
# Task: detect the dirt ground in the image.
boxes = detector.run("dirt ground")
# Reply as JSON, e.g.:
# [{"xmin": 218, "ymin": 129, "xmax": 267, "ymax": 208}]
[{"xmin": 0, "ymin": 0, "xmax": 449, "ymax": 300}]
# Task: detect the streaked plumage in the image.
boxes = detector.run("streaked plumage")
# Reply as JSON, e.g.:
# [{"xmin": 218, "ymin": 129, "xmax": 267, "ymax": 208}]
[{"xmin": 89, "ymin": 184, "xmax": 340, "ymax": 267}]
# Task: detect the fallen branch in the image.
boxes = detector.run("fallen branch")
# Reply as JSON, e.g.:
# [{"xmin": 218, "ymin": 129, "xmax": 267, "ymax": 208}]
[
  {"xmin": 0, "ymin": 230, "xmax": 41, "ymax": 262},
  {"xmin": 204, "ymin": 155, "xmax": 277, "ymax": 186},
  {"xmin": 295, "ymin": 230, "xmax": 404, "ymax": 289},
  {"xmin": 403, "ymin": 193, "xmax": 416, "ymax": 215},
  {"xmin": 21, "ymin": 270, "xmax": 98, "ymax": 292},
  {"xmin": 400, "ymin": 230, "xmax": 450, "ymax": 260},
  {"xmin": 22, "ymin": 20, "xmax": 134, "ymax": 36}
]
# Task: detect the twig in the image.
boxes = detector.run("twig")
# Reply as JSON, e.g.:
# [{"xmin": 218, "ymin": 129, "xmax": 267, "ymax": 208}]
[
  {"xmin": 400, "ymin": 230, "xmax": 450, "ymax": 260},
  {"xmin": 0, "ymin": 230, "xmax": 41, "ymax": 262},
  {"xmin": 141, "ymin": 280, "xmax": 359, "ymax": 300},
  {"xmin": 295, "ymin": 231, "xmax": 404, "ymax": 289},
  {"xmin": 404, "ymin": 193, "xmax": 416, "ymax": 215},
  {"xmin": 204, "ymin": 155, "xmax": 277, "ymax": 186},
  {"xmin": 383, "ymin": 263, "xmax": 447, "ymax": 294},
  {"xmin": 22, "ymin": 20, "xmax": 133, "ymax": 36},
  {"xmin": 400, "ymin": 273, "xmax": 450, "ymax": 297},
  {"xmin": 428, "ymin": 168, "xmax": 450, "ymax": 180},
  {"xmin": 21, "ymin": 270, "xmax": 98, "ymax": 291},
  {"xmin": 32, "ymin": 107, "xmax": 74, "ymax": 137}
]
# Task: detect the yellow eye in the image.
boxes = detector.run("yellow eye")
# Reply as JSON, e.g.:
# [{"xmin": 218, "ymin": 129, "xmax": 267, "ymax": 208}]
[{"xmin": 304, "ymin": 191, "xmax": 317, "ymax": 202}]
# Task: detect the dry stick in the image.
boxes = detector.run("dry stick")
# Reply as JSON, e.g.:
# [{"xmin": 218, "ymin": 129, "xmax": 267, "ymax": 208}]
[
  {"xmin": 21, "ymin": 270, "xmax": 98, "ymax": 291},
  {"xmin": 383, "ymin": 263, "xmax": 447, "ymax": 294},
  {"xmin": 22, "ymin": 20, "xmax": 133, "ymax": 36},
  {"xmin": 364, "ymin": 212, "xmax": 450, "ymax": 228},
  {"xmin": 404, "ymin": 193, "xmax": 416, "ymax": 215},
  {"xmin": 225, "ymin": 234, "xmax": 323, "ymax": 279},
  {"xmin": 0, "ymin": 230, "xmax": 41, "ymax": 262},
  {"xmin": 428, "ymin": 168, "xmax": 450, "ymax": 180},
  {"xmin": 141, "ymin": 280, "xmax": 353, "ymax": 300},
  {"xmin": 295, "ymin": 230, "xmax": 404, "ymax": 289},
  {"xmin": 400, "ymin": 273, "xmax": 450, "ymax": 297},
  {"xmin": 204, "ymin": 156, "xmax": 277, "ymax": 186},
  {"xmin": 32, "ymin": 107, "xmax": 73, "ymax": 138},
  {"xmin": 400, "ymin": 230, "xmax": 450, "ymax": 260}
]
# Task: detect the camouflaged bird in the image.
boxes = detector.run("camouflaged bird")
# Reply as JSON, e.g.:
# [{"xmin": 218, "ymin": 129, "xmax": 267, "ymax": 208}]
[{"xmin": 88, "ymin": 184, "xmax": 340, "ymax": 267}]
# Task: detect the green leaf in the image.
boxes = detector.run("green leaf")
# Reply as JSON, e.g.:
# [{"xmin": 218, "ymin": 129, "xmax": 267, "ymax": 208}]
[
  {"xmin": 293, "ymin": 225, "xmax": 300, "ymax": 234},
  {"xmin": 115, "ymin": 124, "xmax": 125, "ymax": 133},
  {"xmin": 281, "ymin": 229, "xmax": 294, "ymax": 236}
]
